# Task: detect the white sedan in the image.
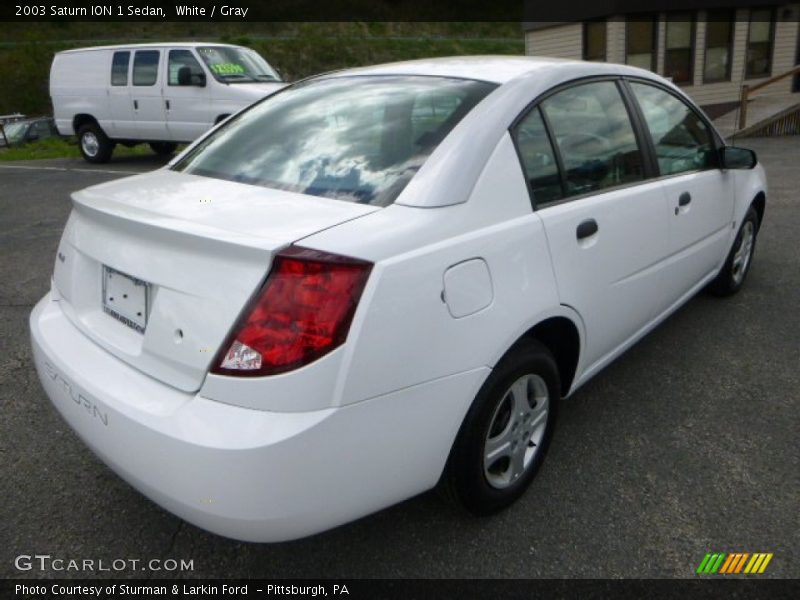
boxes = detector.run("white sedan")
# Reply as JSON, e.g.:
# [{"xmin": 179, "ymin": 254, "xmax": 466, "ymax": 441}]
[{"xmin": 30, "ymin": 56, "xmax": 766, "ymax": 542}]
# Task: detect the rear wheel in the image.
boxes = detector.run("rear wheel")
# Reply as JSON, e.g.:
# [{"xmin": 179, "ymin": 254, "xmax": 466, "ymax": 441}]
[
  {"xmin": 707, "ymin": 206, "xmax": 759, "ymax": 296},
  {"xmin": 77, "ymin": 123, "xmax": 114, "ymax": 163},
  {"xmin": 444, "ymin": 340, "xmax": 560, "ymax": 515},
  {"xmin": 149, "ymin": 142, "xmax": 178, "ymax": 156}
]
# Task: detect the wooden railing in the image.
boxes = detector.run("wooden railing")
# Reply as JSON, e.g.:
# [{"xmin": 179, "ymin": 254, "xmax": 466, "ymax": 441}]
[{"xmin": 739, "ymin": 64, "xmax": 800, "ymax": 130}]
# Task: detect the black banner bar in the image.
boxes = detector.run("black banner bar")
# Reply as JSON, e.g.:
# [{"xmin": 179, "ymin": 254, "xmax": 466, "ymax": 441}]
[
  {"xmin": 3, "ymin": 1, "xmax": 795, "ymax": 23},
  {"xmin": 3, "ymin": 579, "xmax": 800, "ymax": 600}
]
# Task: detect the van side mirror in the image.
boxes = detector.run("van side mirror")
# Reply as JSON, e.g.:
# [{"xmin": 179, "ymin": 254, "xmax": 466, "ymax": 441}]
[
  {"xmin": 720, "ymin": 146, "xmax": 757, "ymax": 170},
  {"xmin": 177, "ymin": 66, "xmax": 192, "ymax": 86},
  {"xmin": 195, "ymin": 72, "xmax": 206, "ymax": 87}
]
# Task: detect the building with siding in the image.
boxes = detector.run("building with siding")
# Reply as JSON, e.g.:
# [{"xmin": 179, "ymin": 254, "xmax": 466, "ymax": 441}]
[{"xmin": 524, "ymin": 4, "xmax": 800, "ymax": 118}]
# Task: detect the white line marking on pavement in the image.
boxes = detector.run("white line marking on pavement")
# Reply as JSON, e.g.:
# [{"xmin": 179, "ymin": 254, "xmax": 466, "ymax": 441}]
[{"xmin": 0, "ymin": 164, "xmax": 138, "ymax": 175}]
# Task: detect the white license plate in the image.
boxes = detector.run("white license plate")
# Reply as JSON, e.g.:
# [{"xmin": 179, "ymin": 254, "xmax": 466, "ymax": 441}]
[{"xmin": 102, "ymin": 266, "xmax": 149, "ymax": 333}]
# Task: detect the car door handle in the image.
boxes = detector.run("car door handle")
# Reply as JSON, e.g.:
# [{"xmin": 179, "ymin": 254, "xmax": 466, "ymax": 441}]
[
  {"xmin": 678, "ymin": 192, "xmax": 692, "ymax": 206},
  {"xmin": 576, "ymin": 219, "xmax": 598, "ymax": 240},
  {"xmin": 165, "ymin": 99, "xmax": 170, "ymax": 110},
  {"xmin": 133, "ymin": 99, "xmax": 138, "ymax": 110}
]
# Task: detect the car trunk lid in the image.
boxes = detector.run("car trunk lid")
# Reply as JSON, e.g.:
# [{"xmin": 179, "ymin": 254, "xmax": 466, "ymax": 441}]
[{"xmin": 52, "ymin": 170, "xmax": 378, "ymax": 392}]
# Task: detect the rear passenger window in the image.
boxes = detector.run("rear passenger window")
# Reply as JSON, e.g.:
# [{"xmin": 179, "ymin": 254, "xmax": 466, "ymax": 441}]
[
  {"xmin": 111, "ymin": 51, "xmax": 130, "ymax": 86},
  {"xmin": 629, "ymin": 82, "xmax": 716, "ymax": 176},
  {"xmin": 133, "ymin": 50, "xmax": 159, "ymax": 86},
  {"xmin": 513, "ymin": 107, "xmax": 563, "ymax": 205},
  {"xmin": 541, "ymin": 81, "xmax": 645, "ymax": 196}
]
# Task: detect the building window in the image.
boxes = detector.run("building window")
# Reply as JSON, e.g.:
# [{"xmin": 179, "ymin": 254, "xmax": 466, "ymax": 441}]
[
  {"xmin": 704, "ymin": 11, "xmax": 734, "ymax": 82},
  {"xmin": 665, "ymin": 13, "xmax": 695, "ymax": 85},
  {"xmin": 626, "ymin": 17, "xmax": 657, "ymax": 71},
  {"xmin": 583, "ymin": 21, "xmax": 607, "ymax": 62},
  {"xmin": 746, "ymin": 9, "xmax": 775, "ymax": 79}
]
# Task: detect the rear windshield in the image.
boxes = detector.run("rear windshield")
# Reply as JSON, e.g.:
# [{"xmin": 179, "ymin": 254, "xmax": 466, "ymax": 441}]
[{"xmin": 172, "ymin": 75, "xmax": 496, "ymax": 206}]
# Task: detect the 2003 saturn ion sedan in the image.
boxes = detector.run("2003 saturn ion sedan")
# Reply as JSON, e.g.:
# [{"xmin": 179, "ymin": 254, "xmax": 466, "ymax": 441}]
[{"xmin": 31, "ymin": 56, "xmax": 766, "ymax": 542}]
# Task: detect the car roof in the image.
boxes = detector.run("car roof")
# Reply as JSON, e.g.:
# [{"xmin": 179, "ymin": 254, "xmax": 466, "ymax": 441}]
[
  {"xmin": 323, "ymin": 55, "xmax": 657, "ymax": 85},
  {"xmin": 56, "ymin": 42, "xmax": 241, "ymax": 55}
]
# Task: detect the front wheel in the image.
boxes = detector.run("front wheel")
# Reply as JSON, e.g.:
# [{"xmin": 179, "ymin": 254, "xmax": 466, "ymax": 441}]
[
  {"xmin": 707, "ymin": 206, "xmax": 759, "ymax": 296},
  {"xmin": 77, "ymin": 123, "xmax": 114, "ymax": 163},
  {"xmin": 444, "ymin": 340, "xmax": 560, "ymax": 515}
]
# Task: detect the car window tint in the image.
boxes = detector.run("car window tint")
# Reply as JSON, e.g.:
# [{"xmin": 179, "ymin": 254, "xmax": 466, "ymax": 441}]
[
  {"xmin": 630, "ymin": 82, "xmax": 715, "ymax": 176},
  {"xmin": 133, "ymin": 50, "xmax": 159, "ymax": 86},
  {"xmin": 513, "ymin": 107, "xmax": 562, "ymax": 205},
  {"xmin": 172, "ymin": 76, "xmax": 496, "ymax": 206},
  {"xmin": 541, "ymin": 81, "xmax": 644, "ymax": 196},
  {"xmin": 111, "ymin": 51, "xmax": 130, "ymax": 86},
  {"xmin": 168, "ymin": 50, "xmax": 205, "ymax": 86}
]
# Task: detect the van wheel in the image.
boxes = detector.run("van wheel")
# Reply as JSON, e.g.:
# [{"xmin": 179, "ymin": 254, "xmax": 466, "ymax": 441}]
[
  {"xmin": 444, "ymin": 340, "xmax": 560, "ymax": 515},
  {"xmin": 149, "ymin": 142, "xmax": 178, "ymax": 156},
  {"xmin": 707, "ymin": 207, "xmax": 759, "ymax": 296},
  {"xmin": 77, "ymin": 123, "xmax": 114, "ymax": 163}
]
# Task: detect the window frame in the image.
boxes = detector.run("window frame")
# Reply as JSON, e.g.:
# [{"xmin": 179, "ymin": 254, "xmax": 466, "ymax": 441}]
[
  {"xmin": 132, "ymin": 49, "xmax": 161, "ymax": 87},
  {"xmin": 110, "ymin": 50, "xmax": 130, "ymax": 87},
  {"xmin": 621, "ymin": 77, "xmax": 723, "ymax": 180},
  {"xmin": 583, "ymin": 20, "xmax": 608, "ymax": 62},
  {"xmin": 703, "ymin": 11, "xmax": 735, "ymax": 83},
  {"xmin": 625, "ymin": 16, "xmax": 659, "ymax": 72},
  {"xmin": 664, "ymin": 13, "xmax": 697, "ymax": 86},
  {"xmin": 745, "ymin": 8, "xmax": 776, "ymax": 80},
  {"xmin": 509, "ymin": 75, "xmax": 658, "ymax": 210}
]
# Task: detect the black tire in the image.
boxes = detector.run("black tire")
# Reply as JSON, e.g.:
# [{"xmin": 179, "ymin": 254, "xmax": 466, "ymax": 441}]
[
  {"xmin": 149, "ymin": 142, "xmax": 178, "ymax": 156},
  {"xmin": 707, "ymin": 206, "xmax": 759, "ymax": 297},
  {"xmin": 77, "ymin": 123, "xmax": 114, "ymax": 163},
  {"xmin": 444, "ymin": 340, "xmax": 560, "ymax": 515}
]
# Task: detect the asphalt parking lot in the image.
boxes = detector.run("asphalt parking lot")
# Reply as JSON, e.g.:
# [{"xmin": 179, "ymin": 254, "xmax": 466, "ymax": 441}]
[{"xmin": 1, "ymin": 139, "xmax": 798, "ymax": 580}]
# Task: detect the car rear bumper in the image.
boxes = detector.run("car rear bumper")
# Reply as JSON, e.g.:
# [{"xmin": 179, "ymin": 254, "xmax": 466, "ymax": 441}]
[{"xmin": 30, "ymin": 293, "xmax": 486, "ymax": 542}]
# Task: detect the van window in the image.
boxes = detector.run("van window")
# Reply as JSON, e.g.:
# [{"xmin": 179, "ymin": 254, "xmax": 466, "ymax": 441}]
[
  {"xmin": 133, "ymin": 50, "xmax": 159, "ymax": 86},
  {"xmin": 197, "ymin": 46, "xmax": 280, "ymax": 83},
  {"xmin": 168, "ymin": 50, "xmax": 205, "ymax": 86},
  {"xmin": 111, "ymin": 52, "xmax": 130, "ymax": 86}
]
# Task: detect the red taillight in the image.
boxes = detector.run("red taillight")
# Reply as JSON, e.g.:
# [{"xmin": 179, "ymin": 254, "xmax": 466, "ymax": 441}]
[{"xmin": 211, "ymin": 246, "xmax": 372, "ymax": 377}]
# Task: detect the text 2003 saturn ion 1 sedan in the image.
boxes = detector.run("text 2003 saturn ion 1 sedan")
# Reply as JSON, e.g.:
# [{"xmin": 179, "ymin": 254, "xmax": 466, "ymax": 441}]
[{"xmin": 30, "ymin": 57, "xmax": 765, "ymax": 542}]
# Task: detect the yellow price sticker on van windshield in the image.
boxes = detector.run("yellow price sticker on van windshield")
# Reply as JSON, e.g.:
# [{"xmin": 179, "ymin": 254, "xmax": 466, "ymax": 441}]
[{"xmin": 210, "ymin": 63, "xmax": 245, "ymax": 75}]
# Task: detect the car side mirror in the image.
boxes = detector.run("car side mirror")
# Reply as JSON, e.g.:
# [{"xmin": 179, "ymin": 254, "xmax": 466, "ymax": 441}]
[
  {"xmin": 195, "ymin": 72, "xmax": 206, "ymax": 87},
  {"xmin": 721, "ymin": 146, "xmax": 757, "ymax": 170}
]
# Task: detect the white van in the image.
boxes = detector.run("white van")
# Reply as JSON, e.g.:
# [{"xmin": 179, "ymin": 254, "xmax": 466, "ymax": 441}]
[{"xmin": 50, "ymin": 43, "xmax": 285, "ymax": 163}]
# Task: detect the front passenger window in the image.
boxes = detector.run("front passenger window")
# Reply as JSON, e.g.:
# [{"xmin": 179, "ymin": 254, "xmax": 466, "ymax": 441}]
[
  {"xmin": 629, "ymin": 82, "xmax": 716, "ymax": 176},
  {"xmin": 168, "ymin": 50, "xmax": 205, "ymax": 86},
  {"xmin": 541, "ymin": 81, "xmax": 645, "ymax": 196}
]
